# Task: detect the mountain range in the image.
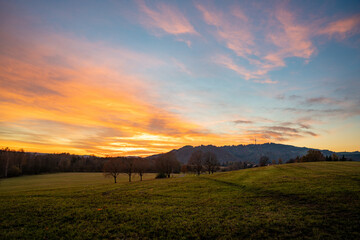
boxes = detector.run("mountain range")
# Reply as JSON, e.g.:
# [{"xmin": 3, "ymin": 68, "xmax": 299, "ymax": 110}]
[{"xmin": 147, "ymin": 143, "xmax": 360, "ymax": 164}]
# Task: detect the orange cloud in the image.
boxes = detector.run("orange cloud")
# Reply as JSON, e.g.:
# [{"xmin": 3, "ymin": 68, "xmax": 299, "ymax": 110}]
[
  {"xmin": 0, "ymin": 21, "xmax": 266, "ymax": 156},
  {"xmin": 136, "ymin": 0, "xmax": 197, "ymax": 35}
]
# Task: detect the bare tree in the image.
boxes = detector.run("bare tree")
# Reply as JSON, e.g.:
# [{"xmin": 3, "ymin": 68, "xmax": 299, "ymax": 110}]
[
  {"xmin": 122, "ymin": 157, "xmax": 135, "ymax": 182},
  {"xmin": 155, "ymin": 152, "xmax": 180, "ymax": 178},
  {"xmin": 134, "ymin": 157, "xmax": 149, "ymax": 181},
  {"xmin": 1, "ymin": 147, "xmax": 11, "ymax": 178},
  {"xmin": 228, "ymin": 161, "xmax": 245, "ymax": 171},
  {"xmin": 103, "ymin": 158, "xmax": 122, "ymax": 183},
  {"xmin": 188, "ymin": 150, "xmax": 203, "ymax": 175},
  {"xmin": 203, "ymin": 152, "xmax": 219, "ymax": 174}
]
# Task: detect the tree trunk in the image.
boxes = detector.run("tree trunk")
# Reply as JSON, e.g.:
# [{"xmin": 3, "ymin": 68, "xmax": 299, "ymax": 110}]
[
  {"xmin": 128, "ymin": 173, "xmax": 131, "ymax": 182},
  {"xmin": 140, "ymin": 174, "xmax": 143, "ymax": 181},
  {"xmin": 114, "ymin": 176, "xmax": 117, "ymax": 183},
  {"xmin": 4, "ymin": 155, "xmax": 9, "ymax": 178}
]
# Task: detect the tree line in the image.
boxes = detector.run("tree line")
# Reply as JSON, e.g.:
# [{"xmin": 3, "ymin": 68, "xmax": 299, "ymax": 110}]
[
  {"xmin": 1, "ymin": 147, "xmax": 352, "ymax": 180},
  {"xmin": 0, "ymin": 147, "xmax": 106, "ymax": 178},
  {"xmin": 0, "ymin": 147, "xmax": 222, "ymax": 181},
  {"xmin": 257, "ymin": 149, "xmax": 352, "ymax": 166},
  {"xmin": 0, "ymin": 147, "xmax": 180, "ymax": 180},
  {"xmin": 285, "ymin": 150, "xmax": 352, "ymax": 163}
]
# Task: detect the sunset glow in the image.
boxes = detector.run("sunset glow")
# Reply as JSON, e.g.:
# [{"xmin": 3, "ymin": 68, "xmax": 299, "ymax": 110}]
[{"xmin": 1, "ymin": 1, "xmax": 359, "ymax": 156}]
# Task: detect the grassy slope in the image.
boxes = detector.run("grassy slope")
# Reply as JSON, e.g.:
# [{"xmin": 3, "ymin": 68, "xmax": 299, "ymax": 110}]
[{"xmin": 0, "ymin": 162, "xmax": 359, "ymax": 239}]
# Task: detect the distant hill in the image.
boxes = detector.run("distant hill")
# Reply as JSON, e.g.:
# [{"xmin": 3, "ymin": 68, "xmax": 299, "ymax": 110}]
[{"xmin": 147, "ymin": 143, "xmax": 360, "ymax": 164}]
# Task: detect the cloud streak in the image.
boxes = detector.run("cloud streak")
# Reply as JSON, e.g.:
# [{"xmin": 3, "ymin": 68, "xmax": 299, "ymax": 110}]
[
  {"xmin": 319, "ymin": 14, "xmax": 360, "ymax": 39},
  {"xmin": 136, "ymin": 0, "xmax": 197, "ymax": 36}
]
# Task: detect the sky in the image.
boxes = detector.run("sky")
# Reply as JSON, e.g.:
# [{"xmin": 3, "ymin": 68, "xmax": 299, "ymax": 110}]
[{"xmin": 0, "ymin": 0, "xmax": 360, "ymax": 156}]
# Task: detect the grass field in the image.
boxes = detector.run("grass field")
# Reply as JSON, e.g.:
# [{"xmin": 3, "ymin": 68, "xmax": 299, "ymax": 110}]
[{"xmin": 1, "ymin": 162, "xmax": 359, "ymax": 239}]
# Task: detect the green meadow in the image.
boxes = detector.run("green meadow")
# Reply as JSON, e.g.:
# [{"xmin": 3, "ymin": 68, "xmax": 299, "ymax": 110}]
[{"xmin": 1, "ymin": 162, "xmax": 359, "ymax": 239}]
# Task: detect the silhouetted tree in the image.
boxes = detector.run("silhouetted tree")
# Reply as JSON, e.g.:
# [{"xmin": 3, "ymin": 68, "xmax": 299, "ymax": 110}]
[
  {"xmin": 228, "ymin": 161, "xmax": 245, "ymax": 171},
  {"xmin": 14, "ymin": 149, "xmax": 25, "ymax": 172},
  {"xmin": 122, "ymin": 157, "xmax": 135, "ymax": 182},
  {"xmin": 259, "ymin": 156, "xmax": 269, "ymax": 167},
  {"xmin": 188, "ymin": 150, "xmax": 203, "ymax": 175},
  {"xmin": 1, "ymin": 147, "xmax": 11, "ymax": 178},
  {"xmin": 331, "ymin": 153, "xmax": 339, "ymax": 161},
  {"xmin": 155, "ymin": 152, "xmax": 180, "ymax": 178},
  {"xmin": 134, "ymin": 157, "xmax": 149, "ymax": 181},
  {"xmin": 103, "ymin": 158, "xmax": 122, "ymax": 183},
  {"xmin": 301, "ymin": 150, "xmax": 325, "ymax": 162},
  {"xmin": 203, "ymin": 152, "xmax": 219, "ymax": 174}
]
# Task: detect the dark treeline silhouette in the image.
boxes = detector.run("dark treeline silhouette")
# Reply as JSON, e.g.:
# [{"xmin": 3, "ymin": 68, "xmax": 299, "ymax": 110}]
[
  {"xmin": 1, "ymin": 147, "xmax": 353, "ymax": 179},
  {"xmin": 257, "ymin": 150, "xmax": 353, "ymax": 166},
  {"xmin": 0, "ymin": 147, "xmax": 181, "ymax": 180},
  {"xmin": 285, "ymin": 150, "xmax": 352, "ymax": 164},
  {"xmin": 0, "ymin": 147, "xmax": 106, "ymax": 178}
]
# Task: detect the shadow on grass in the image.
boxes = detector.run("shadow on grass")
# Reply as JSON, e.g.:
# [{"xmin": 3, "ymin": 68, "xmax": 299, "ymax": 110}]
[{"xmin": 202, "ymin": 176, "xmax": 320, "ymax": 208}]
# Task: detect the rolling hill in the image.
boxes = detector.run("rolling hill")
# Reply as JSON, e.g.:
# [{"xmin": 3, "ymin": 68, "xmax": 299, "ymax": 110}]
[
  {"xmin": 1, "ymin": 162, "xmax": 359, "ymax": 239},
  {"xmin": 148, "ymin": 143, "xmax": 360, "ymax": 164}
]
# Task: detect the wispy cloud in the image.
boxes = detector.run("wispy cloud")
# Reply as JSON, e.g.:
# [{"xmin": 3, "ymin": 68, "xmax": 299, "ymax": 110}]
[
  {"xmin": 136, "ymin": 0, "xmax": 197, "ymax": 36},
  {"xmin": 254, "ymin": 79, "xmax": 278, "ymax": 84},
  {"xmin": 233, "ymin": 120, "xmax": 254, "ymax": 124},
  {"xmin": 214, "ymin": 55, "xmax": 258, "ymax": 80},
  {"xmin": 318, "ymin": 14, "xmax": 360, "ymax": 39},
  {"xmin": 196, "ymin": 2, "xmax": 359, "ymax": 84},
  {"xmin": 244, "ymin": 124, "xmax": 318, "ymax": 142},
  {"xmin": 196, "ymin": 3, "xmax": 254, "ymax": 58},
  {"xmin": 171, "ymin": 58, "xmax": 192, "ymax": 75},
  {"xmin": 263, "ymin": 6, "xmax": 315, "ymax": 71},
  {"xmin": 196, "ymin": 3, "xmax": 314, "ymax": 82}
]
